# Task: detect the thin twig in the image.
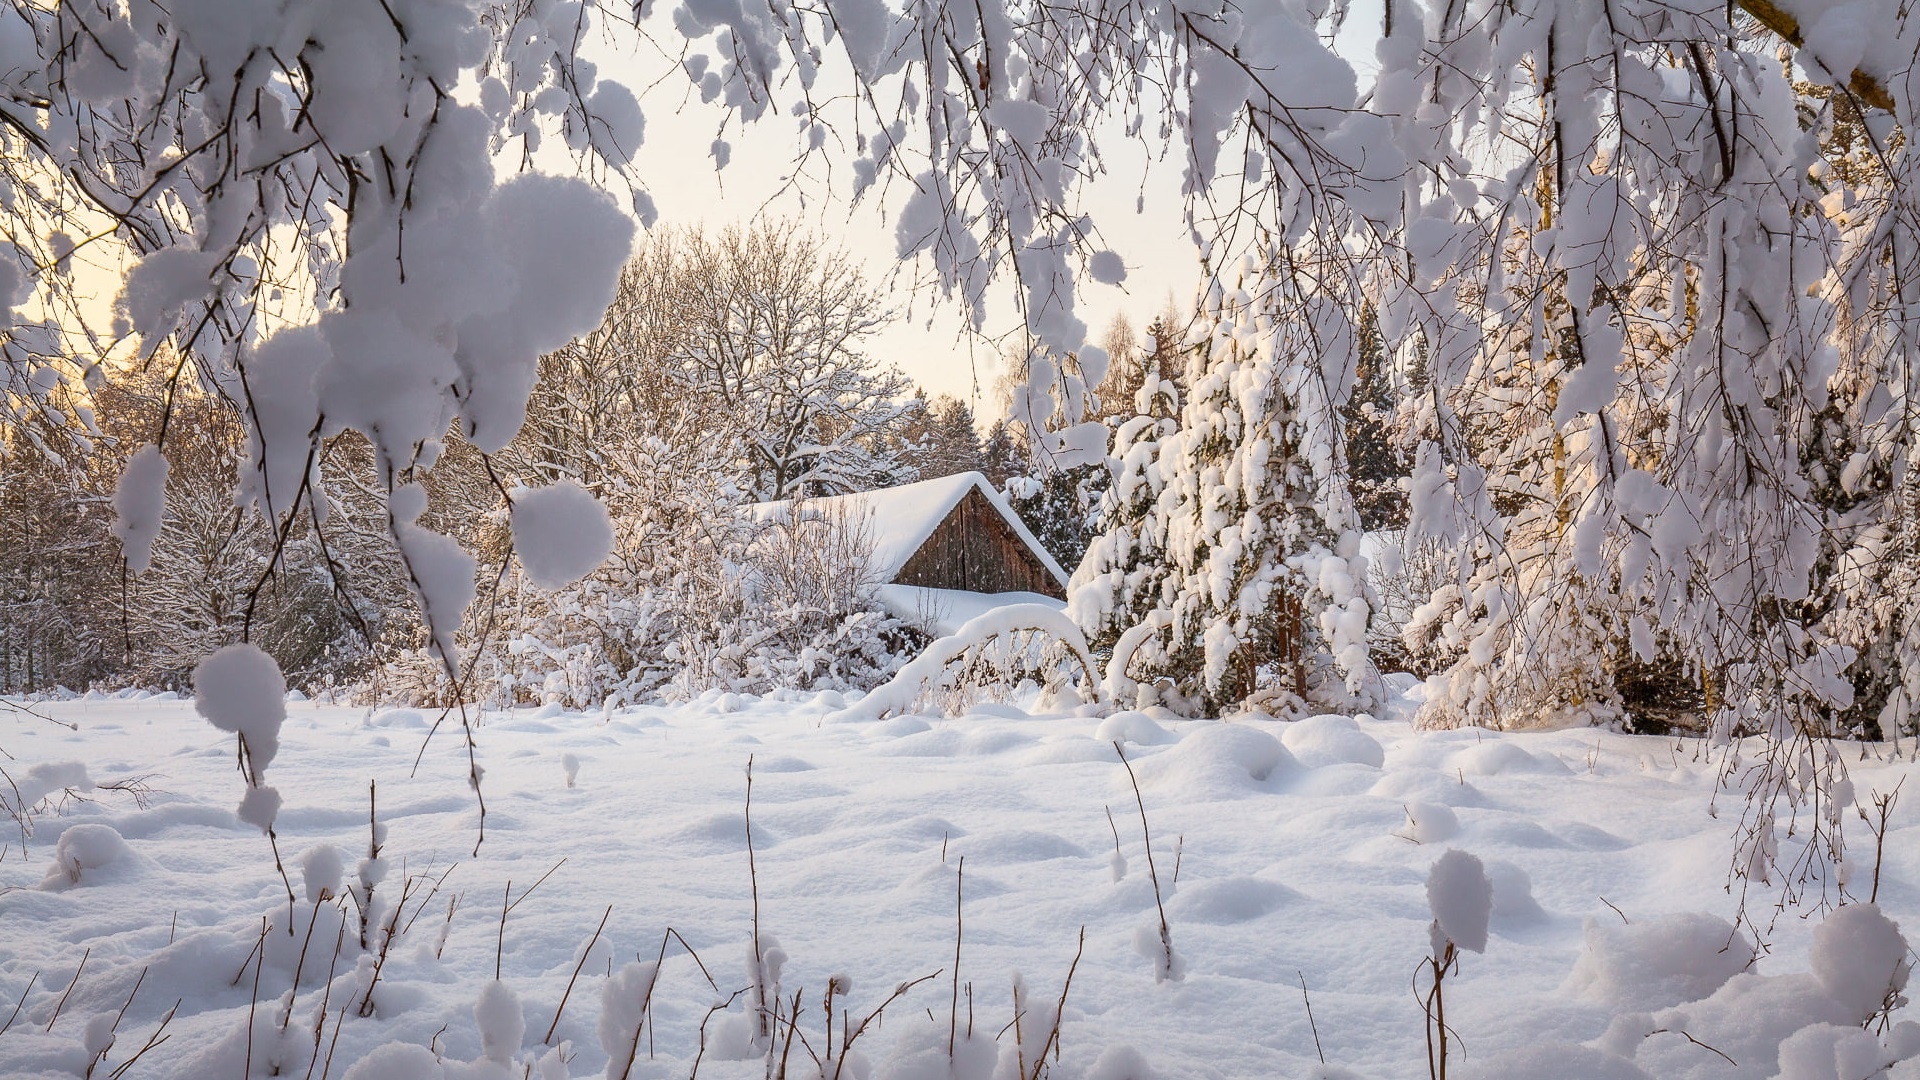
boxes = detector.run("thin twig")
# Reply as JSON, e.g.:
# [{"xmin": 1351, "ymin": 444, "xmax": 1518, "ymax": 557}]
[
  {"xmin": 833, "ymin": 972, "xmax": 941, "ymax": 1080},
  {"xmin": 304, "ymin": 916, "xmax": 348, "ymax": 1080},
  {"xmin": 317, "ymin": 1006, "xmax": 347, "ymax": 1080},
  {"xmin": 949, "ymin": 856, "xmax": 963, "ymax": 1058},
  {"xmin": 1649, "ymin": 1028, "xmax": 1738, "ymax": 1067},
  {"xmin": 504, "ymin": 857, "xmax": 567, "ymax": 915},
  {"xmin": 1026, "ymin": 928, "xmax": 1085, "ymax": 1080},
  {"xmin": 107, "ymin": 998, "xmax": 180, "ymax": 1080},
  {"xmin": 47, "ymin": 947, "xmax": 90, "ymax": 1032},
  {"xmin": 1114, "ymin": 742, "xmax": 1174, "ymax": 978},
  {"xmin": 245, "ymin": 917, "xmax": 267, "ymax": 1078},
  {"xmin": 0, "ymin": 971, "xmax": 36, "ymax": 1036},
  {"xmin": 545, "ymin": 905, "xmax": 613, "ymax": 1045},
  {"xmin": 1297, "ymin": 971, "xmax": 1324, "ymax": 1064},
  {"xmin": 746, "ymin": 755, "xmax": 768, "ymax": 1042},
  {"xmin": 495, "ymin": 879, "xmax": 511, "ymax": 981}
]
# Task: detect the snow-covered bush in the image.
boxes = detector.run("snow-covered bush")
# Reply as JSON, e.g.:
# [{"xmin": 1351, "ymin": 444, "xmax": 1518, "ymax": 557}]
[
  {"xmin": 446, "ymin": 461, "xmax": 905, "ymax": 710},
  {"xmin": 659, "ymin": 498, "xmax": 907, "ymax": 701}
]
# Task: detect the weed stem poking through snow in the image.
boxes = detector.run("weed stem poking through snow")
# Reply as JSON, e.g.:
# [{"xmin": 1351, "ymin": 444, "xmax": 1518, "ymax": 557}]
[
  {"xmin": 746, "ymin": 755, "xmax": 769, "ymax": 1043},
  {"xmin": 1026, "ymin": 928, "xmax": 1086, "ymax": 1080},
  {"xmin": 1114, "ymin": 741, "xmax": 1174, "ymax": 980},
  {"xmin": 47, "ymin": 945, "xmax": 89, "ymax": 1032},
  {"xmin": 0, "ymin": 970, "xmax": 36, "ymax": 1036},
  {"xmin": 546, "ymin": 903, "xmax": 613, "ymax": 1045},
  {"xmin": 1298, "ymin": 971, "xmax": 1323, "ymax": 1065},
  {"xmin": 950, "ymin": 855, "xmax": 962, "ymax": 1058},
  {"xmin": 106, "ymin": 997, "xmax": 179, "ymax": 1080}
]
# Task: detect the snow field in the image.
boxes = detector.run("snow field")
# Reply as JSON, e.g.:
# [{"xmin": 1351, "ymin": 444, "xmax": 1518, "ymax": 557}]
[{"xmin": 0, "ymin": 689, "xmax": 1914, "ymax": 1079}]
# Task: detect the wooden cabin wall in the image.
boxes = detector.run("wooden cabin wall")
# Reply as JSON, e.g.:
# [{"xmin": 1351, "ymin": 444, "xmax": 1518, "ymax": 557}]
[{"xmin": 894, "ymin": 489, "xmax": 1066, "ymax": 598}]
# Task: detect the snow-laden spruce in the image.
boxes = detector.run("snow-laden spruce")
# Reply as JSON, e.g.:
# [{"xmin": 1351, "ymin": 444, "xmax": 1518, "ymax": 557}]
[{"xmin": 1073, "ymin": 255, "xmax": 1379, "ymax": 716}]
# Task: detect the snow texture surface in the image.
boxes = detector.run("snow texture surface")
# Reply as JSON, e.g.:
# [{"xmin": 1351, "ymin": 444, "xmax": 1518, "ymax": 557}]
[{"xmin": 0, "ymin": 687, "xmax": 1914, "ymax": 1080}]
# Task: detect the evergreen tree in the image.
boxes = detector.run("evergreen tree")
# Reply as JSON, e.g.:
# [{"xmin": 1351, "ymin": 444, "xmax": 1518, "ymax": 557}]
[
  {"xmin": 922, "ymin": 395, "xmax": 986, "ymax": 478},
  {"xmin": 1072, "ymin": 254, "xmax": 1376, "ymax": 715},
  {"xmin": 980, "ymin": 420, "xmax": 1029, "ymax": 487},
  {"xmin": 1006, "ymin": 464, "xmax": 1105, "ymax": 572},
  {"xmin": 1342, "ymin": 305, "xmax": 1408, "ymax": 532}
]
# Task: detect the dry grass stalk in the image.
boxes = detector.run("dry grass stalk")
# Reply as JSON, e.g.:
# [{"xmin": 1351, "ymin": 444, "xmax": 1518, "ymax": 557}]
[
  {"xmin": 746, "ymin": 755, "xmax": 770, "ymax": 1043},
  {"xmin": 83, "ymin": 965, "xmax": 146, "ymax": 1078},
  {"xmin": 1113, "ymin": 742, "xmax": 1174, "ymax": 978},
  {"xmin": 47, "ymin": 945, "xmax": 90, "ymax": 1032},
  {"xmin": 835, "ymin": 972, "xmax": 939, "ymax": 1080},
  {"xmin": 1297, "ymin": 971, "xmax": 1324, "ymax": 1065},
  {"xmin": 107, "ymin": 997, "xmax": 180, "ymax": 1080},
  {"xmin": 1860, "ymin": 779, "xmax": 1902, "ymax": 904},
  {"xmin": 1422, "ymin": 942, "xmax": 1461, "ymax": 1080},
  {"xmin": 0, "ymin": 970, "xmax": 36, "ymax": 1036},
  {"xmin": 303, "ymin": 916, "xmax": 349, "ymax": 1080},
  {"xmin": 1022, "ymin": 928, "xmax": 1086, "ymax": 1080},
  {"xmin": 949, "ymin": 856, "xmax": 963, "ymax": 1057},
  {"xmin": 246, "ymin": 917, "xmax": 267, "ymax": 1077},
  {"xmin": 545, "ymin": 904, "xmax": 614, "ymax": 1045}
]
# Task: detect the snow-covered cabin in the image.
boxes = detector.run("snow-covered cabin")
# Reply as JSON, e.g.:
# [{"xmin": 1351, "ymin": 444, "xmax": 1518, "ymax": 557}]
[{"xmin": 752, "ymin": 472, "xmax": 1069, "ymax": 634}]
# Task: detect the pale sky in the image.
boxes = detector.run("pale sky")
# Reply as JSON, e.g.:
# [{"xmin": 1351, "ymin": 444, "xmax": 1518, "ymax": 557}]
[
  {"xmin": 599, "ymin": 2, "xmax": 1387, "ymax": 416},
  {"xmin": 600, "ymin": 29, "xmax": 1209, "ymax": 417}
]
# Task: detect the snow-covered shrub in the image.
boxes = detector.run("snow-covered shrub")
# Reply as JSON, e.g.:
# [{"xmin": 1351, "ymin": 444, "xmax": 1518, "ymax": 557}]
[
  {"xmin": 831, "ymin": 603, "xmax": 1099, "ymax": 721},
  {"xmin": 662, "ymin": 498, "xmax": 907, "ymax": 700},
  {"xmin": 452, "ymin": 446, "xmax": 906, "ymax": 709}
]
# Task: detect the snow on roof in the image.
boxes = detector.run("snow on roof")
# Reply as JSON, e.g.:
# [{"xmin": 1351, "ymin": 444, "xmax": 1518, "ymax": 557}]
[{"xmin": 750, "ymin": 471, "xmax": 1069, "ymax": 590}]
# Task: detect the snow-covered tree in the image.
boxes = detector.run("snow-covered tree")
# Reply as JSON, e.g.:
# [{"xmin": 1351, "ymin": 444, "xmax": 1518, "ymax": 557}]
[
  {"xmin": 1074, "ymin": 254, "xmax": 1377, "ymax": 716},
  {"xmin": 659, "ymin": 224, "xmax": 915, "ymax": 499},
  {"xmin": 979, "ymin": 419, "xmax": 1031, "ymax": 487},
  {"xmin": 1343, "ymin": 306, "xmax": 1408, "ymax": 533},
  {"xmin": 908, "ymin": 394, "xmax": 988, "ymax": 480}
]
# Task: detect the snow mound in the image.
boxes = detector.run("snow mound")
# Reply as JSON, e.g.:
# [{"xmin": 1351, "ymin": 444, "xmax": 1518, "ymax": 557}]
[
  {"xmin": 366, "ymin": 709, "xmax": 429, "ymax": 729},
  {"xmin": 1810, "ymin": 903, "xmax": 1909, "ymax": 1020},
  {"xmin": 1564, "ymin": 911, "xmax": 1754, "ymax": 1010},
  {"xmin": 1399, "ymin": 801, "xmax": 1458, "ymax": 844},
  {"xmin": 1129, "ymin": 723, "xmax": 1299, "ymax": 796},
  {"xmin": 1773, "ymin": 1022, "xmax": 1920, "ymax": 1080},
  {"xmin": 1282, "ymin": 714, "xmax": 1385, "ymax": 768},
  {"xmin": 1485, "ymin": 859, "xmax": 1547, "ymax": 928},
  {"xmin": 1369, "ymin": 768, "xmax": 1487, "ymax": 808},
  {"xmin": 1454, "ymin": 740, "xmax": 1572, "ymax": 777},
  {"xmin": 44, "ymin": 823, "xmax": 133, "ymax": 887},
  {"xmin": 1166, "ymin": 876, "xmax": 1300, "ymax": 924},
  {"xmin": 952, "ymin": 828, "xmax": 1089, "ymax": 865},
  {"xmin": 7, "ymin": 760, "xmax": 92, "ymax": 810},
  {"xmin": 1460, "ymin": 1045, "xmax": 1652, "ymax": 1080},
  {"xmin": 1096, "ymin": 710, "xmax": 1175, "ymax": 746},
  {"xmin": 339, "ymin": 1042, "xmax": 443, "ymax": 1080},
  {"xmin": 1643, "ymin": 970, "xmax": 1858, "ymax": 1078}
]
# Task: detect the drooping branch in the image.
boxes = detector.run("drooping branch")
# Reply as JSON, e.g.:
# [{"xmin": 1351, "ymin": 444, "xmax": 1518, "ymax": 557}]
[{"xmin": 1736, "ymin": 0, "xmax": 1896, "ymax": 112}]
